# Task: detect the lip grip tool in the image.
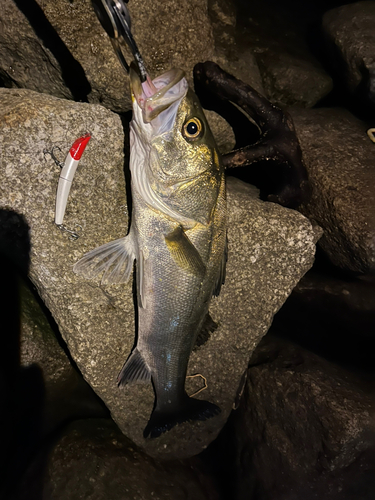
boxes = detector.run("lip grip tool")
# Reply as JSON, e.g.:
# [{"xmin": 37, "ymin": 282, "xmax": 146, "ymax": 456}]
[{"xmin": 55, "ymin": 133, "xmax": 91, "ymax": 226}]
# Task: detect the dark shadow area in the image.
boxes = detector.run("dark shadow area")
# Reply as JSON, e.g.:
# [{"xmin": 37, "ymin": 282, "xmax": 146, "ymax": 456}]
[
  {"xmin": 0, "ymin": 209, "xmax": 110, "ymax": 499},
  {"xmin": 270, "ymin": 247, "xmax": 375, "ymax": 380},
  {"xmin": 13, "ymin": 0, "xmax": 91, "ymax": 102},
  {"xmin": 0, "ymin": 209, "xmax": 45, "ymax": 500},
  {"xmin": 198, "ymin": 408, "xmax": 241, "ymax": 500},
  {"xmin": 307, "ymin": 19, "xmax": 375, "ymax": 124}
]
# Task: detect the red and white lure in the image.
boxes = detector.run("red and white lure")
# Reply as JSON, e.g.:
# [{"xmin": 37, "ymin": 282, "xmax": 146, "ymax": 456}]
[{"xmin": 55, "ymin": 133, "xmax": 91, "ymax": 226}]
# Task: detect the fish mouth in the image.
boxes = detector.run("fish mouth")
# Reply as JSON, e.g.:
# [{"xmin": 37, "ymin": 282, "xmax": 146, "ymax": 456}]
[{"xmin": 130, "ymin": 66, "xmax": 187, "ymax": 123}]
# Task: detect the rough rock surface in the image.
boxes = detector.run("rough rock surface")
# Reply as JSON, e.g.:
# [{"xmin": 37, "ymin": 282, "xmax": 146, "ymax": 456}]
[
  {"xmin": 289, "ymin": 107, "xmax": 375, "ymax": 274},
  {"xmin": 208, "ymin": 0, "xmax": 265, "ymax": 95},
  {"xmin": 323, "ymin": 1, "xmax": 375, "ymax": 107},
  {"xmin": 234, "ymin": 2, "xmax": 333, "ymax": 108},
  {"xmin": 44, "ymin": 418, "xmax": 219, "ymax": 500},
  {"xmin": 0, "ymin": 0, "xmax": 215, "ymax": 112},
  {"xmin": 228, "ymin": 335, "xmax": 375, "ymax": 500},
  {"xmin": 20, "ymin": 282, "xmax": 72, "ymax": 386},
  {"xmin": 20, "ymin": 281, "xmax": 109, "ymax": 434},
  {"xmin": 0, "ymin": 88, "xmax": 319, "ymax": 459}
]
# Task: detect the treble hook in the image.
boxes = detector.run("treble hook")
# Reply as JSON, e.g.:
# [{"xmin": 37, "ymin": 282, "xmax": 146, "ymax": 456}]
[
  {"xmin": 56, "ymin": 223, "xmax": 82, "ymax": 241},
  {"xmin": 44, "ymin": 146, "xmax": 64, "ymax": 168}
]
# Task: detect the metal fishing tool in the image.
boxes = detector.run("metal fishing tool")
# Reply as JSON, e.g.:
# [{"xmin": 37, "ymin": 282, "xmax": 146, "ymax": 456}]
[{"xmin": 91, "ymin": 0, "xmax": 148, "ymax": 82}]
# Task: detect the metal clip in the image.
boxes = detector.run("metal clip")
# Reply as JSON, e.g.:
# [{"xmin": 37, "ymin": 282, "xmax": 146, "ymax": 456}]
[{"xmin": 56, "ymin": 223, "xmax": 82, "ymax": 241}]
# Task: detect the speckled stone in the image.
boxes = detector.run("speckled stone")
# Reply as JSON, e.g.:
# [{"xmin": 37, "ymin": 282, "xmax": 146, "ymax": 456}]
[
  {"xmin": 289, "ymin": 106, "xmax": 375, "ymax": 274},
  {"xmin": 0, "ymin": 0, "xmax": 215, "ymax": 112},
  {"xmin": 45, "ymin": 418, "xmax": 219, "ymax": 500},
  {"xmin": 233, "ymin": 2, "xmax": 333, "ymax": 108},
  {"xmin": 323, "ymin": 1, "xmax": 375, "ymax": 107},
  {"xmin": 230, "ymin": 335, "xmax": 375, "ymax": 500},
  {"xmin": 0, "ymin": 88, "xmax": 319, "ymax": 459}
]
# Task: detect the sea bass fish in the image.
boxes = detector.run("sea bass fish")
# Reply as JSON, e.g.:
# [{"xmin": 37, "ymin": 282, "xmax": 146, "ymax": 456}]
[{"xmin": 73, "ymin": 67, "xmax": 227, "ymax": 438}]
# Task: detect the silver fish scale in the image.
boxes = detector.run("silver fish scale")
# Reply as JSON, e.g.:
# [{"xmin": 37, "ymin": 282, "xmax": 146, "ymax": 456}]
[{"xmin": 134, "ymin": 178, "xmax": 226, "ymax": 412}]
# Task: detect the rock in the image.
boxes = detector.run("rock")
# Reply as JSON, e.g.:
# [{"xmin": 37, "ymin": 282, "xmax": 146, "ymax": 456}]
[
  {"xmin": 204, "ymin": 109, "xmax": 236, "ymax": 154},
  {"xmin": 0, "ymin": 88, "xmax": 319, "ymax": 459},
  {"xmin": 0, "ymin": 210, "xmax": 45, "ymax": 500},
  {"xmin": 271, "ymin": 268, "xmax": 375, "ymax": 370},
  {"xmin": 208, "ymin": 0, "xmax": 265, "ymax": 95},
  {"xmin": 229, "ymin": 335, "xmax": 375, "ymax": 500},
  {"xmin": 234, "ymin": 2, "xmax": 333, "ymax": 107},
  {"xmin": 20, "ymin": 281, "xmax": 109, "ymax": 435},
  {"xmin": 289, "ymin": 107, "xmax": 375, "ymax": 274},
  {"xmin": 44, "ymin": 418, "xmax": 219, "ymax": 500},
  {"xmin": 0, "ymin": 0, "xmax": 215, "ymax": 112},
  {"xmin": 323, "ymin": 1, "xmax": 375, "ymax": 109},
  {"xmin": 256, "ymin": 50, "xmax": 333, "ymax": 108}
]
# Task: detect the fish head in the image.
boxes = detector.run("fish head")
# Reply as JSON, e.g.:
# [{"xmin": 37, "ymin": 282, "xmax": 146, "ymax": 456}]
[{"xmin": 130, "ymin": 67, "xmax": 224, "ymax": 225}]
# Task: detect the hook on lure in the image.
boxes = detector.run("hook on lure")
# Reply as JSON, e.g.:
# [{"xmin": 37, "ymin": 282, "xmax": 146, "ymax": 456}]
[{"xmin": 91, "ymin": 0, "xmax": 148, "ymax": 82}]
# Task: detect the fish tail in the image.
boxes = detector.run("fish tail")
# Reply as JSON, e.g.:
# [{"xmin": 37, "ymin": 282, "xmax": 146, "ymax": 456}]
[{"xmin": 143, "ymin": 395, "xmax": 221, "ymax": 438}]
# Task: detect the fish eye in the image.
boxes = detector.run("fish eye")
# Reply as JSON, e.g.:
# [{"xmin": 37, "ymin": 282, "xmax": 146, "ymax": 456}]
[{"xmin": 182, "ymin": 118, "xmax": 203, "ymax": 141}]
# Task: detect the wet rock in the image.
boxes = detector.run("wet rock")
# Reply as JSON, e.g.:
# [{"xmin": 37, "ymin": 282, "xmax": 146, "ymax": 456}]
[
  {"xmin": 230, "ymin": 335, "xmax": 375, "ymax": 500},
  {"xmin": 44, "ymin": 418, "xmax": 219, "ymax": 500},
  {"xmin": 235, "ymin": 2, "xmax": 333, "ymax": 108},
  {"xmin": 289, "ymin": 107, "xmax": 375, "ymax": 274},
  {"xmin": 323, "ymin": 1, "xmax": 375, "ymax": 109},
  {"xmin": 0, "ymin": 0, "xmax": 215, "ymax": 112},
  {"xmin": 0, "ymin": 88, "xmax": 319, "ymax": 459}
]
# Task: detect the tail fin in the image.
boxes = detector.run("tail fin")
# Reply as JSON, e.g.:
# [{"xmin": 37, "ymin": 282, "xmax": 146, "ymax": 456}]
[{"xmin": 143, "ymin": 396, "xmax": 221, "ymax": 438}]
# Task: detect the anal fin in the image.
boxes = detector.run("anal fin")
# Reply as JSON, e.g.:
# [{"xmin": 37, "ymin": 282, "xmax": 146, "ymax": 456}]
[
  {"xmin": 165, "ymin": 225, "xmax": 205, "ymax": 278},
  {"xmin": 117, "ymin": 348, "xmax": 151, "ymax": 386}
]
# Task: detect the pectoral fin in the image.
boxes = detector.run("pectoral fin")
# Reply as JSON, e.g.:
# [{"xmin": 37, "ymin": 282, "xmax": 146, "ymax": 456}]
[
  {"xmin": 165, "ymin": 226, "xmax": 206, "ymax": 278},
  {"xmin": 73, "ymin": 234, "xmax": 135, "ymax": 285}
]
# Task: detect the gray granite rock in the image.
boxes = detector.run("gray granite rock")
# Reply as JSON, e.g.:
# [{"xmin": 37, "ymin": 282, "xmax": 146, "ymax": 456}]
[
  {"xmin": 289, "ymin": 107, "xmax": 375, "ymax": 274},
  {"xmin": 323, "ymin": 1, "xmax": 375, "ymax": 107},
  {"xmin": 204, "ymin": 109, "xmax": 236, "ymax": 155},
  {"xmin": 20, "ymin": 281, "xmax": 109, "ymax": 434},
  {"xmin": 44, "ymin": 418, "xmax": 219, "ymax": 500},
  {"xmin": 20, "ymin": 282, "xmax": 72, "ymax": 386},
  {"xmin": 0, "ymin": 88, "xmax": 319, "ymax": 459},
  {"xmin": 234, "ymin": 2, "xmax": 333, "ymax": 108},
  {"xmin": 0, "ymin": 0, "xmax": 215, "ymax": 112},
  {"xmin": 229, "ymin": 335, "xmax": 375, "ymax": 500},
  {"xmin": 208, "ymin": 0, "xmax": 265, "ymax": 95},
  {"xmin": 0, "ymin": 0, "xmax": 74, "ymax": 99}
]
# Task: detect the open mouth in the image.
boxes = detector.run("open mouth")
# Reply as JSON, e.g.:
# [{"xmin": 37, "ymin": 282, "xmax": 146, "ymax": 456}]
[{"xmin": 130, "ymin": 67, "xmax": 188, "ymax": 123}]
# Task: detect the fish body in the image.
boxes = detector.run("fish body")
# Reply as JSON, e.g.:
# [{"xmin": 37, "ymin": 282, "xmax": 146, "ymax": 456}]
[{"xmin": 74, "ymin": 68, "xmax": 226, "ymax": 438}]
